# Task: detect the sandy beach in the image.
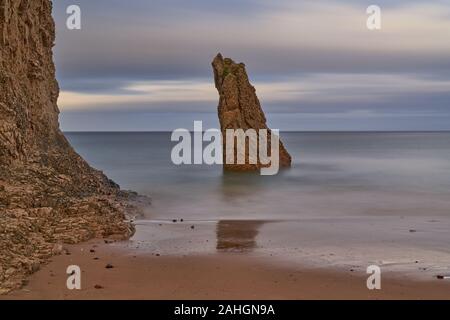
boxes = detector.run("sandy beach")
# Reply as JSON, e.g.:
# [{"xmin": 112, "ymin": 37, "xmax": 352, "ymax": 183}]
[{"xmin": 4, "ymin": 235, "xmax": 450, "ymax": 300}]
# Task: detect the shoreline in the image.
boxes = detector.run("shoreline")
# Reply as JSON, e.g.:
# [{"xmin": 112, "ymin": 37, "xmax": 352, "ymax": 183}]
[{"xmin": 4, "ymin": 239, "xmax": 450, "ymax": 300}]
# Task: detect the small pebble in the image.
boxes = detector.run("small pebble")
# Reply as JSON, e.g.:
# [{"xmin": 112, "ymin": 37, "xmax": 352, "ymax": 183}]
[{"xmin": 105, "ymin": 263, "xmax": 114, "ymax": 269}]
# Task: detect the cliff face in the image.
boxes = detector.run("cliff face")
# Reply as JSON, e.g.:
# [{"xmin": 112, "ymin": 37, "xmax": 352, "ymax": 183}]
[
  {"xmin": 0, "ymin": 0, "xmax": 113, "ymax": 193},
  {"xmin": 212, "ymin": 53, "xmax": 291, "ymax": 171},
  {"xmin": 0, "ymin": 0, "xmax": 136, "ymax": 293},
  {"xmin": 1, "ymin": 0, "xmax": 60, "ymax": 165}
]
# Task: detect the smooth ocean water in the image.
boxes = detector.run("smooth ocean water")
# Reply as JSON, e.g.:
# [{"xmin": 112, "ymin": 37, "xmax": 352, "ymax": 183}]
[
  {"xmin": 65, "ymin": 132, "xmax": 450, "ymax": 277},
  {"xmin": 66, "ymin": 132, "xmax": 450, "ymax": 220}
]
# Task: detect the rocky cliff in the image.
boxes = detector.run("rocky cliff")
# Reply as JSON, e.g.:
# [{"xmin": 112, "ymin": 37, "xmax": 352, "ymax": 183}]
[
  {"xmin": 212, "ymin": 53, "xmax": 291, "ymax": 171},
  {"xmin": 0, "ymin": 0, "xmax": 137, "ymax": 294}
]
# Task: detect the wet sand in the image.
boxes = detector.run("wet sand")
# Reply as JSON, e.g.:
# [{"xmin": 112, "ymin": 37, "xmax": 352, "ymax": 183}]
[{"xmin": 4, "ymin": 240, "xmax": 450, "ymax": 300}]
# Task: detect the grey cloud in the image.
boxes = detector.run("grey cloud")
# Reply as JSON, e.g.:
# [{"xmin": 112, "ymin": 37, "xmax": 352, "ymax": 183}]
[
  {"xmin": 53, "ymin": 0, "xmax": 450, "ymax": 80},
  {"xmin": 60, "ymin": 111, "xmax": 450, "ymax": 132},
  {"xmin": 51, "ymin": 0, "xmax": 450, "ymax": 131}
]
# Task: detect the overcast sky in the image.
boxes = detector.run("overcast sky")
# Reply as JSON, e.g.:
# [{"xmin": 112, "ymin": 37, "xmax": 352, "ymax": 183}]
[{"xmin": 52, "ymin": 0, "xmax": 450, "ymax": 131}]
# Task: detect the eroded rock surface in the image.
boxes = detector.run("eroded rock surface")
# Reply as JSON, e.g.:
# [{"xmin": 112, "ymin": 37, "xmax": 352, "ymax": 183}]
[
  {"xmin": 0, "ymin": 0, "xmax": 140, "ymax": 293},
  {"xmin": 212, "ymin": 53, "xmax": 292, "ymax": 171}
]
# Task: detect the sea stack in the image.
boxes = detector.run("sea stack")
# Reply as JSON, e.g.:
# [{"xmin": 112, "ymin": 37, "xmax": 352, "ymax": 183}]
[
  {"xmin": 212, "ymin": 53, "xmax": 292, "ymax": 171},
  {"xmin": 0, "ymin": 0, "xmax": 135, "ymax": 293}
]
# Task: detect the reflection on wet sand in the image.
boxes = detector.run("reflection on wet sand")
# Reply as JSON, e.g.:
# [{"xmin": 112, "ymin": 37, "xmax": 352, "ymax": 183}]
[{"xmin": 216, "ymin": 220, "xmax": 266, "ymax": 251}]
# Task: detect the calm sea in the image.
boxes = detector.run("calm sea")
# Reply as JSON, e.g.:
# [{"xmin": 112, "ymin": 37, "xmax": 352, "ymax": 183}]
[{"xmin": 66, "ymin": 132, "xmax": 450, "ymax": 220}]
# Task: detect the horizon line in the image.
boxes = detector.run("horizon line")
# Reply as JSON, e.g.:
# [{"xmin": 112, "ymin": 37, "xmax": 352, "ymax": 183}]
[{"xmin": 63, "ymin": 130, "xmax": 450, "ymax": 133}]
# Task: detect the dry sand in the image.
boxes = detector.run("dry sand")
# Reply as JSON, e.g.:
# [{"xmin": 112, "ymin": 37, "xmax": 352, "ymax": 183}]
[{"xmin": 3, "ymin": 240, "xmax": 450, "ymax": 300}]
